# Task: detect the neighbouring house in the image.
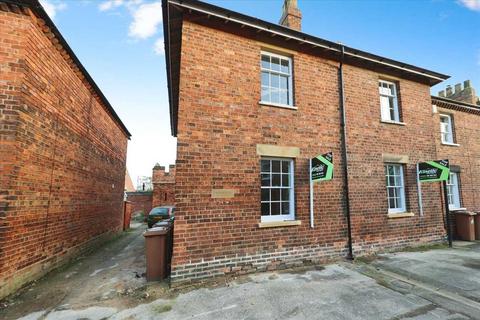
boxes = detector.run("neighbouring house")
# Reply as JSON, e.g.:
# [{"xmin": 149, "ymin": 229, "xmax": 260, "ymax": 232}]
[
  {"xmin": 125, "ymin": 164, "xmax": 176, "ymax": 220},
  {"xmin": 152, "ymin": 164, "xmax": 175, "ymax": 207},
  {"xmin": 0, "ymin": 0, "xmax": 130, "ymax": 298},
  {"xmin": 431, "ymin": 84, "xmax": 480, "ymax": 237},
  {"xmin": 438, "ymin": 80, "xmax": 480, "ymax": 106},
  {"xmin": 162, "ymin": 0, "xmax": 480, "ymax": 285},
  {"xmin": 125, "ymin": 191, "xmax": 153, "ymax": 219}
]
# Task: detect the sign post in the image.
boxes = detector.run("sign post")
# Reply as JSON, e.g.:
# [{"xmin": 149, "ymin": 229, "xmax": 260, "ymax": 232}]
[
  {"xmin": 417, "ymin": 160, "xmax": 452, "ymax": 247},
  {"xmin": 416, "ymin": 163, "xmax": 424, "ymax": 216},
  {"xmin": 310, "ymin": 152, "xmax": 334, "ymax": 228}
]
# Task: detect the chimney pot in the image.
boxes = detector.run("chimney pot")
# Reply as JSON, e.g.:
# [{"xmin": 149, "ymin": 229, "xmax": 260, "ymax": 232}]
[
  {"xmin": 464, "ymin": 80, "xmax": 471, "ymax": 89},
  {"xmin": 279, "ymin": 0, "xmax": 302, "ymax": 31},
  {"xmin": 438, "ymin": 90, "xmax": 445, "ymax": 97}
]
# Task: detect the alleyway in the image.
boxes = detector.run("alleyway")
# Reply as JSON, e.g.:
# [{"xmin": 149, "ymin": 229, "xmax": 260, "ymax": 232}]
[
  {"xmin": 0, "ymin": 223, "xmax": 152, "ymax": 320},
  {"xmin": 1, "ymin": 227, "xmax": 480, "ymax": 319}
]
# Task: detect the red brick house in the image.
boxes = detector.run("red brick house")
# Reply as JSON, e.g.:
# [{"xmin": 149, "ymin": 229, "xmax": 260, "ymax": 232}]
[
  {"xmin": 162, "ymin": 0, "xmax": 479, "ymax": 284},
  {"xmin": 432, "ymin": 84, "xmax": 480, "ymax": 224},
  {"xmin": 152, "ymin": 164, "xmax": 175, "ymax": 207},
  {"xmin": 0, "ymin": 0, "xmax": 130, "ymax": 298}
]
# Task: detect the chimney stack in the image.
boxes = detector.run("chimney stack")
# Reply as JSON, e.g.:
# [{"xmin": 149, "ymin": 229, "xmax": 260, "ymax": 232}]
[
  {"xmin": 454, "ymin": 83, "xmax": 462, "ymax": 94},
  {"xmin": 446, "ymin": 85, "xmax": 453, "ymax": 97},
  {"xmin": 279, "ymin": 0, "xmax": 302, "ymax": 31},
  {"xmin": 438, "ymin": 80, "xmax": 479, "ymax": 105}
]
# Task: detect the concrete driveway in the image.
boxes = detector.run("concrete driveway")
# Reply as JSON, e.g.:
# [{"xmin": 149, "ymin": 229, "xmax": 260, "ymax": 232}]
[
  {"xmin": 370, "ymin": 242, "xmax": 480, "ymax": 303},
  {"xmin": 1, "ymin": 231, "xmax": 479, "ymax": 319}
]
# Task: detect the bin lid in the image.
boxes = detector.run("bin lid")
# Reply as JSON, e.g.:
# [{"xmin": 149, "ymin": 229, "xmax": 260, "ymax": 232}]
[
  {"xmin": 153, "ymin": 221, "xmax": 171, "ymax": 227},
  {"xmin": 143, "ymin": 226, "xmax": 169, "ymax": 237},
  {"xmin": 455, "ymin": 210, "xmax": 476, "ymax": 216}
]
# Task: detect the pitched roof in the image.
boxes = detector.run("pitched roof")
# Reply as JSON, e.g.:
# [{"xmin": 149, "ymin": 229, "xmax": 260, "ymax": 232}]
[
  {"xmin": 124, "ymin": 169, "xmax": 136, "ymax": 192},
  {"xmin": 2, "ymin": 0, "xmax": 131, "ymax": 138}
]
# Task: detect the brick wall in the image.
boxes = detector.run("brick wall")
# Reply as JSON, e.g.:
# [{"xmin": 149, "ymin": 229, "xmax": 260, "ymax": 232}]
[
  {"xmin": 343, "ymin": 67, "xmax": 445, "ymax": 250},
  {"xmin": 170, "ymin": 19, "xmax": 449, "ymax": 284},
  {"xmin": 126, "ymin": 192, "xmax": 153, "ymax": 218},
  {"xmin": 0, "ymin": 5, "xmax": 128, "ymax": 298},
  {"xmin": 123, "ymin": 201, "xmax": 133, "ymax": 230},
  {"xmin": 152, "ymin": 164, "xmax": 175, "ymax": 207}
]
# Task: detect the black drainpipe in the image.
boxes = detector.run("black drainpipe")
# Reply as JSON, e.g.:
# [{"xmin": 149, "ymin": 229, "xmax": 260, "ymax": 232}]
[{"xmin": 339, "ymin": 45, "xmax": 354, "ymax": 260}]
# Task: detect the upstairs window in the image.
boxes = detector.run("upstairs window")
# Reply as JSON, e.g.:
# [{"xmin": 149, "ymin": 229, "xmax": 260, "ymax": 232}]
[
  {"xmin": 440, "ymin": 114, "xmax": 454, "ymax": 144},
  {"xmin": 261, "ymin": 52, "xmax": 293, "ymax": 107},
  {"xmin": 379, "ymin": 80, "xmax": 400, "ymax": 122},
  {"xmin": 385, "ymin": 164, "xmax": 406, "ymax": 213},
  {"xmin": 260, "ymin": 158, "xmax": 295, "ymax": 222}
]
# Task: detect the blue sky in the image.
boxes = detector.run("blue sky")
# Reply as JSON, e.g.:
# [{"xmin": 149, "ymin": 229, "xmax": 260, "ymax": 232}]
[{"xmin": 41, "ymin": 0, "xmax": 480, "ymax": 186}]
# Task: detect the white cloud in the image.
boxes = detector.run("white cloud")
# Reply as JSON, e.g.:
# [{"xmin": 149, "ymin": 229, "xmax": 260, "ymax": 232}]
[
  {"xmin": 97, "ymin": 0, "xmax": 162, "ymax": 54},
  {"xmin": 154, "ymin": 37, "xmax": 164, "ymax": 55},
  {"xmin": 39, "ymin": 0, "xmax": 66, "ymax": 19},
  {"xmin": 99, "ymin": 0, "xmax": 143, "ymax": 12},
  {"xmin": 459, "ymin": 0, "xmax": 480, "ymax": 11},
  {"xmin": 128, "ymin": 2, "xmax": 163, "ymax": 39},
  {"xmin": 99, "ymin": 0, "xmax": 124, "ymax": 12}
]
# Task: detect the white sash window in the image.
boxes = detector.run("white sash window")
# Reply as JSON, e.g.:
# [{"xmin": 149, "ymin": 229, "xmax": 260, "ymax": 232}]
[
  {"xmin": 447, "ymin": 172, "xmax": 461, "ymax": 209},
  {"xmin": 261, "ymin": 52, "xmax": 293, "ymax": 107},
  {"xmin": 440, "ymin": 114, "xmax": 454, "ymax": 144},
  {"xmin": 385, "ymin": 164, "xmax": 406, "ymax": 213},
  {"xmin": 379, "ymin": 80, "xmax": 400, "ymax": 122},
  {"xmin": 260, "ymin": 158, "xmax": 295, "ymax": 222}
]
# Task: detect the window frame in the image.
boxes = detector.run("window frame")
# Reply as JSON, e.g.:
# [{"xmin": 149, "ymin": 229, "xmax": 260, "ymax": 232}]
[
  {"xmin": 379, "ymin": 80, "xmax": 400, "ymax": 122},
  {"xmin": 385, "ymin": 163, "xmax": 406, "ymax": 214},
  {"xmin": 260, "ymin": 157, "xmax": 295, "ymax": 222},
  {"xmin": 439, "ymin": 114, "xmax": 454, "ymax": 144},
  {"xmin": 260, "ymin": 51, "xmax": 294, "ymax": 108},
  {"xmin": 447, "ymin": 171, "xmax": 461, "ymax": 210}
]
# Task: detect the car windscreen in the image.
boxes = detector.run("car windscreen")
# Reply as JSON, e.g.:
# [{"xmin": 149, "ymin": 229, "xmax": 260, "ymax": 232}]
[{"xmin": 149, "ymin": 208, "xmax": 169, "ymax": 216}]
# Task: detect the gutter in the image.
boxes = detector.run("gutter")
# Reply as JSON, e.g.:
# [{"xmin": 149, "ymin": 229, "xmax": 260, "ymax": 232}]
[
  {"xmin": 339, "ymin": 45, "xmax": 354, "ymax": 260},
  {"xmin": 432, "ymin": 96, "xmax": 480, "ymax": 112},
  {"xmin": 3, "ymin": 0, "xmax": 132, "ymax": 138}
]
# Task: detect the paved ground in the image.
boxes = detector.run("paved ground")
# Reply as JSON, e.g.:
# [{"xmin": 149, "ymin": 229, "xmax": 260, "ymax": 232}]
[
  {"xmin": 1, "ymin": 226, "xmax": 479, "ymax": 319},
  {"xmin": 0, "ymin": 222, "xmax": 152, "ymax": 320}
]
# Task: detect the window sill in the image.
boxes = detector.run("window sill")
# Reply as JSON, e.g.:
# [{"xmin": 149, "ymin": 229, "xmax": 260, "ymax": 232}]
[
  {"xmin": 450, "ymin": 207, "xmax": 467, "ymax": 212},
  {"xmin": 259, "ymin": 101, "xmax": 297, "ymax": 110},
  {"xmin": 387, "ymin": 212, "xmax": 415, "ymax": 219},
  {"xmin": 258, "ymin": 220, "xmax": 301, "ymax": 228},
  {"xmin": 381, "ymin": 120, "xmax": 406, "ymax": 126},
  {"xmin": 441, "ymin": 142, "xmax": 460, "ymax": 147}
]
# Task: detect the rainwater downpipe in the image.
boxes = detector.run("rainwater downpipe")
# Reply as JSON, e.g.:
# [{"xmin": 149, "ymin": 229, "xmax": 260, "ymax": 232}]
[{"xmin": 339, "ymin": 45, "xmax": 354, "ymax": 260}]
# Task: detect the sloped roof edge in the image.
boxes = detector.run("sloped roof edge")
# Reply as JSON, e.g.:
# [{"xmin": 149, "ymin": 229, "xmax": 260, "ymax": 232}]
[{"xmin": 3, "ymin": 0, "xmax": 131, "ymax": 138}]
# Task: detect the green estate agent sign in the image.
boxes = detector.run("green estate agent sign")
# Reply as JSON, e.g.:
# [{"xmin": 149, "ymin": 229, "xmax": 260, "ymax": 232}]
[
  {"xmin": 418, "ymin": 160, "xmax": 450, "ymax": 182},
  {"xmin": 309, "ymin": 152, "xmax": 334, "ymax": 229},
  {"xmin": 311, "ymin": 152, "xmax": 334, "ymax": 182},
  {"xmin": 417, "ymin": 159, "xmax": 452, "ymax": 248}
]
